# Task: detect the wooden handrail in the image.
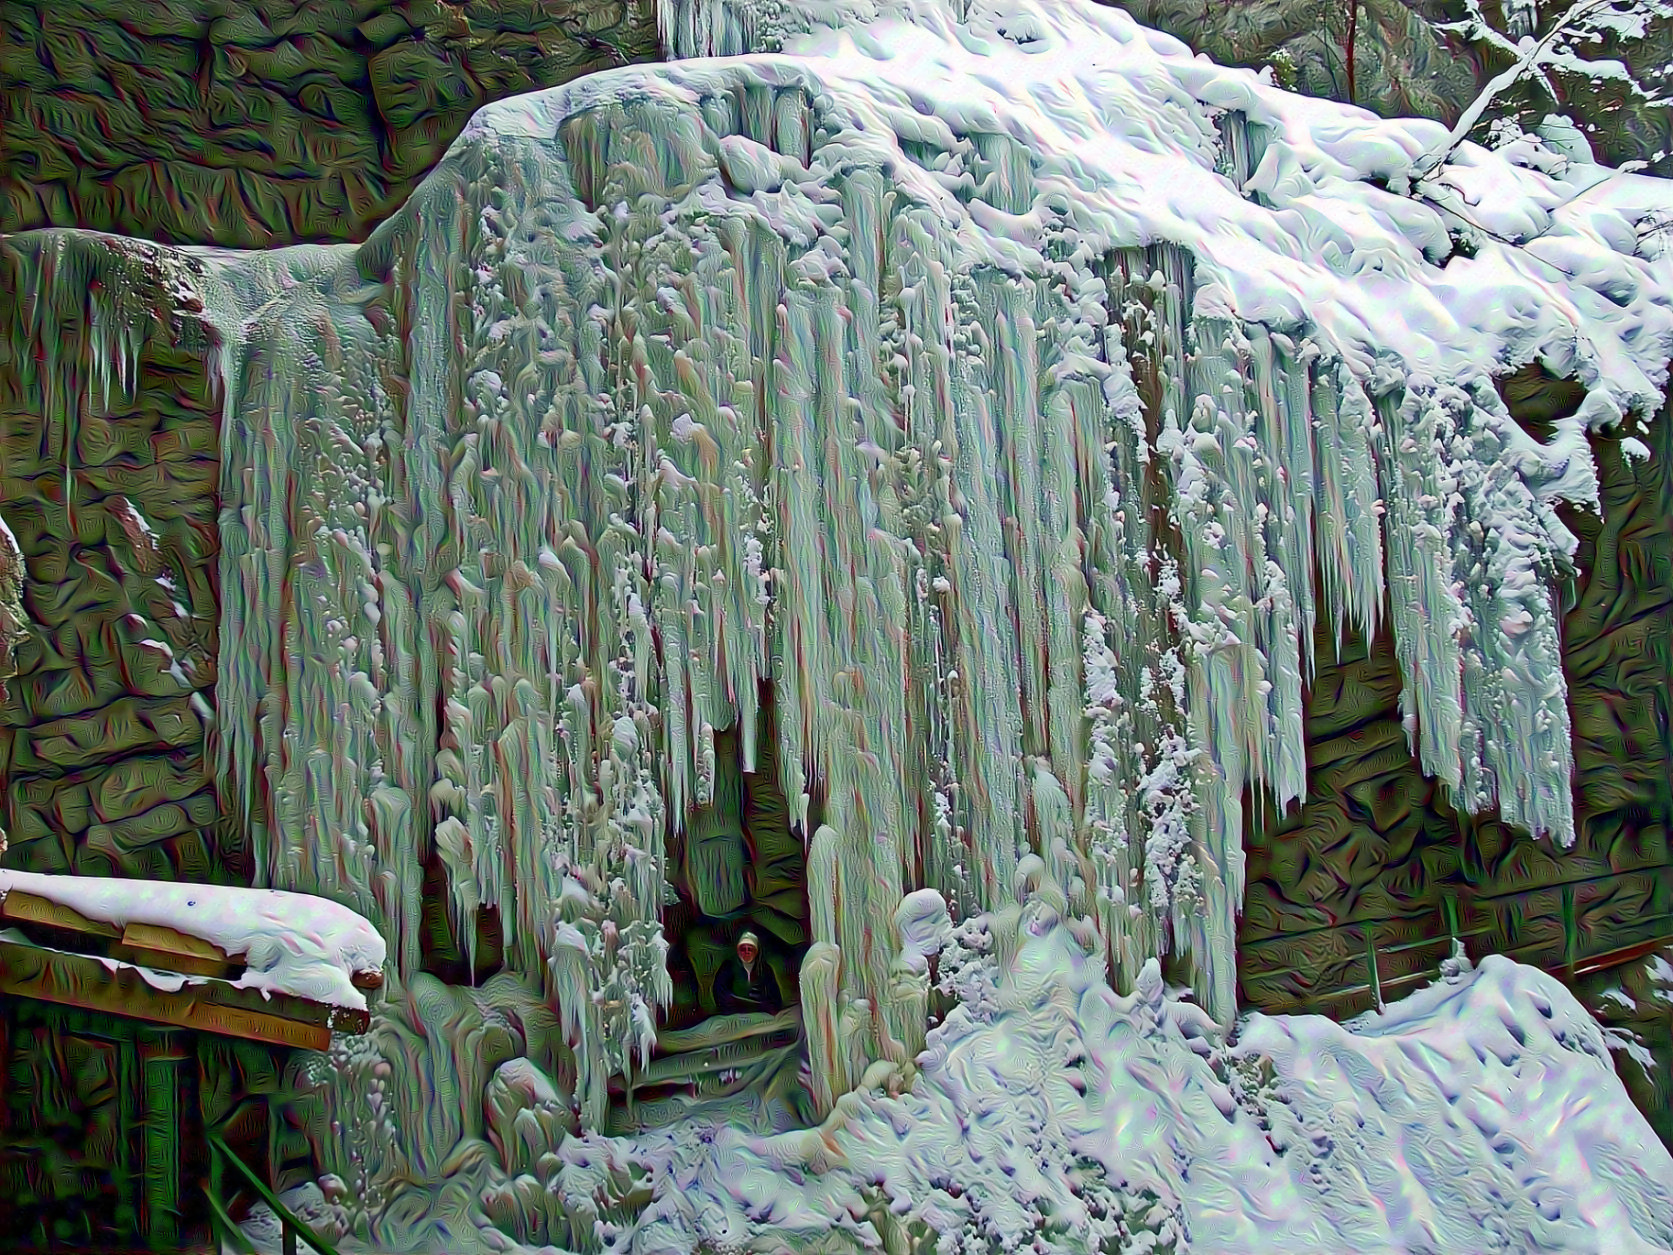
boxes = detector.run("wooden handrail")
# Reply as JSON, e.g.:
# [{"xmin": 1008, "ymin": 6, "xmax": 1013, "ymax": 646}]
[
  {"xmin": 206, "ymin": 1132, "xmax": 343, "ymax": 1255},
  {"xmin": 1253, "ymin": 933, "xmax": 1673, "ymax": 1018},
  {"xmin": 206, "ymin": 1186, "xmax": 256, "ymax": 1255},
  {"xmin": 1566, "ymin": 934, "xmax": 1673, "ymax": 980},
  {"xmin": 652, "ymin": 1006, "xmax": 801, "ymax": 1054}
]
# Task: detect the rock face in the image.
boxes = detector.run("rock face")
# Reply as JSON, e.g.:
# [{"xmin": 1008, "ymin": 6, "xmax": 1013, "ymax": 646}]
[
  {"xmin": 0, "ymin": 0, "xmax": 662, "ymax": 877},
  {"xmin": 0, "ymin": 235, "xmax": 222, "ymax": 880},
  {"xmin": 1243, "ymin": 394, "xmax": 1673, "ymax": 1011},
  {"xmin": 0, "ymin": 0, "xmax": 661, "ymax": 248},
  {"xmin": 1239, "ymin": 380, "xmax": 1673, "ymax": 1140}
]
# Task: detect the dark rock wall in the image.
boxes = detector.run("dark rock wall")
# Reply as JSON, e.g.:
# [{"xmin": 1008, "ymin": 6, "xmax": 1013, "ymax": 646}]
[
  {"xmin": 0, "ymin": 236, "xmax": 224, "ymax": 880},
  {"xmin": 0, "ymin": 0, "xmax": 660, "ymax": 248},
  {"xmin": 1241, "ymin": 403, "xmax": 1673, "ymax": 1017},
  {"xmin": 1557, "ymin": 411, "xmax": 1673, "ymax": 955},
  {"xmin": 0, "ymin": 1, "xmax": 662, "ymax": 875}
]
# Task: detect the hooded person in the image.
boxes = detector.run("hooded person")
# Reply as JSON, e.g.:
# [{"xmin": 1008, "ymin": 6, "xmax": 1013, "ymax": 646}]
[
  {"xmin": 680, "ymin": 699, "xmax": 808, "ymax": 1015},
  {"xmin": 716, "ymin": 931, "xmax": 783, "ymax": 1015}
]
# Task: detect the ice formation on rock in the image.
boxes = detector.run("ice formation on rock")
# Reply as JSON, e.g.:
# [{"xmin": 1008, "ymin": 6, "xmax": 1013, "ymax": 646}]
[
  {"xmin": 0, "ymin": 509, "xmax": 25, "ymax": 704},
  {"xmin": 7, "ymin": 0, "xmax": 1673, "ymax": 1242}
]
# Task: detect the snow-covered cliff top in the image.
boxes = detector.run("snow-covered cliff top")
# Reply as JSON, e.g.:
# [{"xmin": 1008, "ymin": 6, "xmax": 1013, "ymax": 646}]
[{"xmin": 466, "ymin": 0, "xmax": 1673, "ymax": 423}]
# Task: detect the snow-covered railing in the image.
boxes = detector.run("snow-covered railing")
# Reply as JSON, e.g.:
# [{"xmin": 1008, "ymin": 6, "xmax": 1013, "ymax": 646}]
[
  {"xmin": 0, "ymin": 872, "xmax": 385, "ymax": 1049},
  {"xmin": 1255, "ymin": 907, "xmax": 1673, "ymax": 1018},
  {"xmin": 615, "ymin": 1007, "xmax": 806, "ymax": 1130}
]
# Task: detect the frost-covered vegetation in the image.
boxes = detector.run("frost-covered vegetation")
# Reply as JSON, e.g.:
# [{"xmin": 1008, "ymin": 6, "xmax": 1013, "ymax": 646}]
[
  {"xmin": 1419, "ymin": 0, "xmax": 1673, "ymax": 180},
  {"xmin": 9, "ymin": 0, "xmax": 1673, "ymax": 1248}
]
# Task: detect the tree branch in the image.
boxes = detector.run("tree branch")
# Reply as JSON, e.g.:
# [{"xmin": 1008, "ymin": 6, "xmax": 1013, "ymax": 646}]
[{"xmin": 1412, "ymin": 0, "xmax": 1625, "ymax": 182}]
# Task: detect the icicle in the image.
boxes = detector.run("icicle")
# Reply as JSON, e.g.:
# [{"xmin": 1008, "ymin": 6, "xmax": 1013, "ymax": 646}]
[
  {"xmin": 808, "ymin": 824, "xmax": 841, "ymax": 950},
  {"xmin": 1311, "ymin": 363, "xmax": 1385, "ymax": 649},
  {"xmin": 884, "ymin": 957, "xmax": 930, "ymax": 1064},
  {"xmin": 657, "ymin": 0, "xmax": 765, "ymax": 59},
  {"xmin": 799, "ymin": 941, "xmax": 844, "ymax": 1117},
  {"xmin": 1378, "ymin": 385, "xmax": 1468, "ymax": 790},
  {"xmin": 839, "ymin": 997, "xmax": 874, "ymax": 1099}
]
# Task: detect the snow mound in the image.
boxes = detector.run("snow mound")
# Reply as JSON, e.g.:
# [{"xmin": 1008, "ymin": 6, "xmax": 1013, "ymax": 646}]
[{"xmin": 624, "ymin": 918, "xmax": 1673, "ymax": 1255}]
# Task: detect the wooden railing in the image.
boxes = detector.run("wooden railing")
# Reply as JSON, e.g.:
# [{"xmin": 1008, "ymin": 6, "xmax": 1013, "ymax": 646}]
[
  {"xmin": 1356, "ymin": 929, "xmax": 1673, "ymax": 1014},
  {"xmin": 610, "ymin": 1008, "xmax": 805, "ymax": 1132},
  {"xmin": 206, "ymin": 1132, "xmax": 343, "ymax": 1255},
  {"xmin": 1248, "ymin": 871, "xmax": 1673, "ymax": 1020}
]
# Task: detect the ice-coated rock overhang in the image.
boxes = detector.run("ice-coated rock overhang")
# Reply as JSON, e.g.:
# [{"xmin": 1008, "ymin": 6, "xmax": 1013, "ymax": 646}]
[
  {"xmin": 494, "ymin": 0, "xmax": 1673, "ymax": 395},
  {"xmin": 7, "ymin": 0, "xmax": 1673, "ymax": 1129}
]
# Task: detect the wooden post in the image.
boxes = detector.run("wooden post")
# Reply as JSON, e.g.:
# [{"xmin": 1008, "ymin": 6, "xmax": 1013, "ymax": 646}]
[
  {"xmin": 139, "ymin": 1026, "xmax": 189, "ymax": 1250},
  {"xmin": 117, "ymin": 1024, "xmax": 141, "ymax": 1241},
  {"xmin": 1364, "ymin": 925, "xmax": 1384, "ymax": 1013},
  {"xmin": 1561, "ymin": 884, "xmax": 1578, "ymax": 980},
  {"xmin": 208, "ymin": 1128, "xmax": 225, "ymax": 1250}
]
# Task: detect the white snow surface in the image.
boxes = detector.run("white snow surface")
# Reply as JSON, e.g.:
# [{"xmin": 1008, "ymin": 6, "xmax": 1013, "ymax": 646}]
[
  {"xmin": 550, "ymin": 0, "xmax": 1673, "ymax": 410},
  {"xmin": 616, "ymin": 917, "xmax": 1673, "ymax": 1255},
  {"xmin": 0, "ymin": 869, "xmax": 386, "ymax": 1011}
]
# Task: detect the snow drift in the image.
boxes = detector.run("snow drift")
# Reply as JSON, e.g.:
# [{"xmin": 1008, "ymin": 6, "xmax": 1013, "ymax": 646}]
[{"xmin": 616, "ymin": 913, "xmax": 1673, "ymax": 1255}]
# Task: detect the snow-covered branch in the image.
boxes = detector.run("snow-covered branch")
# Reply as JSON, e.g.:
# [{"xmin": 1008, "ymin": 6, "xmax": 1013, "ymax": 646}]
[{"xmin": 1415, "ymin": 0, "xmax": 1673, "ymax": 181}]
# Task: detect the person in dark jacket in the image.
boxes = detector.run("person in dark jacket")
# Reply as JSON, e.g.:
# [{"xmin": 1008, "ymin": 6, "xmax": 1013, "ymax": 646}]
[{"xmin": 715, "ymin": 932, "xmax": 783, "ymax": 1015}]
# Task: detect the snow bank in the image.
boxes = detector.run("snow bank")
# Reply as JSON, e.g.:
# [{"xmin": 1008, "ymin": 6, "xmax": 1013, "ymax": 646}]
[
  {"xmin": 620, "ymin": 917, "xmax": 1673, "ymax": 1254},
  {"xmin": 0, "ymin": 869, "xmax": 386, "ymax": 1011}
]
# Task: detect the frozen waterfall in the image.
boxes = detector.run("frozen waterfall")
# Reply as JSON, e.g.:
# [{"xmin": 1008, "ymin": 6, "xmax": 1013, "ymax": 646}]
[{"xmin": 9, "ymin": 0, "xmax": 1673, "ymax": 1237}]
